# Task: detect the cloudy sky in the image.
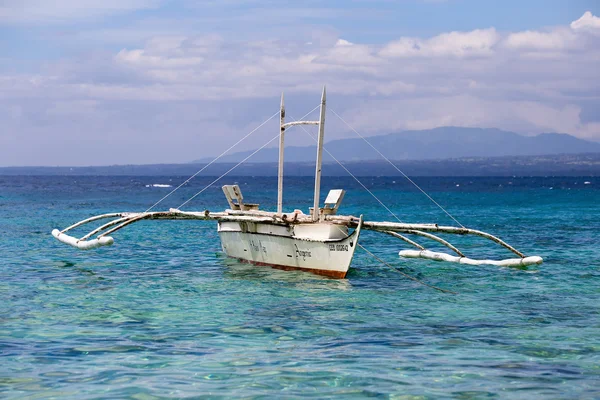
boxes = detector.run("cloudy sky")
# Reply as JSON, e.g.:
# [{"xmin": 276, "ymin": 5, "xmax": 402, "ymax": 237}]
[{"xmin": 1, "ymin": 0, "xmax": 599, "ymax": 166}]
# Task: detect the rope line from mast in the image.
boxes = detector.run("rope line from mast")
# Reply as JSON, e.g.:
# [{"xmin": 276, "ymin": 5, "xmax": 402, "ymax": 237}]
[
  {"xmin": 177, "ymin": 132, "xmax": 281, "ymax": 209},
  {"xmin": 144, "ymin": 109, "xmax": 281, "ymax": 213},
  {"xmin": 291, "ymin": 114, "xmax": 455, "ymax": 293},
  {"xmin": 330, "ymin": 108, "xmax": 465, "ymax": 228},
  {"xmin": 177, "ymin": 105, "xmax": 321, "ymax": 210},
  {"xmin": 291, "ymin": 115, "xmax": 404, "ymax": 223}
]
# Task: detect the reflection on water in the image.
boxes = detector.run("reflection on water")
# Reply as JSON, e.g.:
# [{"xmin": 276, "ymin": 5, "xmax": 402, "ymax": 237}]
[{"xmin": 222, "ymin": 258, "xmax": 353, "ymax": 291}]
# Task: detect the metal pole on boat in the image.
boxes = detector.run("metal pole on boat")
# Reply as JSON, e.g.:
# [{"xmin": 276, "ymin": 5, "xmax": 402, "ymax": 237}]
[
  {"xmin": 277, "ymin": 93, "xmax": 285, "ymax": 215},
  {"xmin": 312, "ymin": 86, "xmax": 326, "ymax": 221}
]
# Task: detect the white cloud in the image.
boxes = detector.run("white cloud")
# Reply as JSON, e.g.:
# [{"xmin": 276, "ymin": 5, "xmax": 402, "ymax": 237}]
[
  {"xmin": 335, "ymin": 39, "xmax": 353, "ymax": 47},
  {"xmin": 570, "ymin": 11, "xmax": 600, "ymax": 33},
  {"xmin": 2, "ymin": 8, "xmax": 600, "ymax": 166},
  {"xmin": 503, "ymin": 11, "xmax": 600, "ymax": 52},
  {"xmin": 115, "ymin": 49, "xmax": 204, "ymax": 69},
  {"xmin": 340, "ymin": 96, "xmax": 600, "ymax": 141},
  {"xmin": 503, "ymin": 28, "xmax": 579, "ymax": 51},
  {"xmin": 318, "ymin": 41, "xmax": 380, "ymax": 66},
  {"xmin": 380, "ymin": 28, "xmax": 499, "ymax": 58}
]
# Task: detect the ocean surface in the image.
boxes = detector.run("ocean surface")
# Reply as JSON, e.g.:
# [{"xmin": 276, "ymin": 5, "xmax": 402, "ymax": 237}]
[{"xmin": 1, "ymin": 175, "xmax": 599, "ymax": 399}]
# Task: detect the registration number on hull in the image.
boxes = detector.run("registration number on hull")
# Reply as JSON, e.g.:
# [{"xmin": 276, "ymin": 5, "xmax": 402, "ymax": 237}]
[{"xmin": 329, "ymin": 244, "xmax": 349, "ymax": 252}]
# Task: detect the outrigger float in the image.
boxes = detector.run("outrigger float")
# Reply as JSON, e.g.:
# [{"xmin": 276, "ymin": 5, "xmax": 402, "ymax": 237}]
[{"xmin": 52, "ymin": 88, "xmax": 543, "ymax": 279}]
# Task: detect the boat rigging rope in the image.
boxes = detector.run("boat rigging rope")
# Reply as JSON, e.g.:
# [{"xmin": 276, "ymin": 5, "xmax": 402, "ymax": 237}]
[
  {"xmin": 176, "ymin": 105, "xmax": 322, "ymax": 210},
  {"xmin": 330, "ymin": 108, "xmax": 465, "ymax": 228},
  {"xmin": 290, "ymin": 114, "xmax": 404, "ymax": 223},
  {"xmin": 177, "ymin": 132, "xmax": 281, "ymax": 209},
  {"xmin": 292, "ymin": 114, "xmax": 455, "ymax": 294},
  {"xmin": 144, "ymin": 109, "xmax": 281, "ymax": 213}
]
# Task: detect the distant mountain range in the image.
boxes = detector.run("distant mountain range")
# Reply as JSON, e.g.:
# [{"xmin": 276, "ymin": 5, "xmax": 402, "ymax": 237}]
[
  {"xmin": 194, "ymin": 127, "xmax": 600, "ymax": 163},
  {"xmin": 2, "ymin": 127, "xmax": 599, "ymax": 177}
]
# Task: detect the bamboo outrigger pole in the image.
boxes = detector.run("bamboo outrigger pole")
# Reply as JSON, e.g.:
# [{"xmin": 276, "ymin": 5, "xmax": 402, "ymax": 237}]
[
  {"xmin": 51, "ymin": 208, "xmax": 542, "ymax": 267},
  {"xmin": 51, "ymin": 88, "xmax": 543, "ymax": 270}
]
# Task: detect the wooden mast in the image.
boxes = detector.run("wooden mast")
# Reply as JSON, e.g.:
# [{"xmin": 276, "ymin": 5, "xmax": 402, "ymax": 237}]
[
  {"xmin": 312, "ymin": 86, "xmax": 326, "ymax": 221},
  {"xmin": 277, "ymin": 93, "xmax": 285, "ymax": 215}
]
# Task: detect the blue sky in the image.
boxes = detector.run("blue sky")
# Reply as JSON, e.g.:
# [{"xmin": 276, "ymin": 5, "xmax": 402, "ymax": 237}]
[{"xmin": 1, "ymin": 0, "xmax": 599, "ymax": 166}]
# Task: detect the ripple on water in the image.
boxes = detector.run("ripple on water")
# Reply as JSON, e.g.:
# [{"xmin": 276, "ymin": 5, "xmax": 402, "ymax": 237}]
[{"xmin": 1, "ymin": 176, "xmax": 599, "ymax": 398}]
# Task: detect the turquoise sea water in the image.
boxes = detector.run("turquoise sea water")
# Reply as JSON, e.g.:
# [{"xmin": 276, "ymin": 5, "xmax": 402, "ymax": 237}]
[{"xmin": 1, "ymin": 175, "xmax": 599, "ymax": 399}]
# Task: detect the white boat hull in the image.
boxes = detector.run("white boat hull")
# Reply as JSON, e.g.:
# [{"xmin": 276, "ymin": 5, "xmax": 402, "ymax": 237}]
[{"xmin": 218, "ymin": 220, "xmax": 362, "ymax": 278}]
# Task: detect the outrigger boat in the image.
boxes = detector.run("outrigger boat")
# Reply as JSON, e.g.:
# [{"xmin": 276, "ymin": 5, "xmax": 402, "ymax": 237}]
[{"xmin": 52, "ymin": 88, "xmax": 543, "ymax": 280}]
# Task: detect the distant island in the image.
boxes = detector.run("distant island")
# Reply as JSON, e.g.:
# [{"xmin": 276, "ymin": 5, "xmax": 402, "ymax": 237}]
[
  {"xmin": 2, "ymin": 153, "xmax": 599, "ymax": 176},
  {"xmin": 193, "ymin": 127, "xmax": 600, "ymax": 164},
  {"xmin": 2, "ymin": 127, "xmax": 599, "ymax": 176}
]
